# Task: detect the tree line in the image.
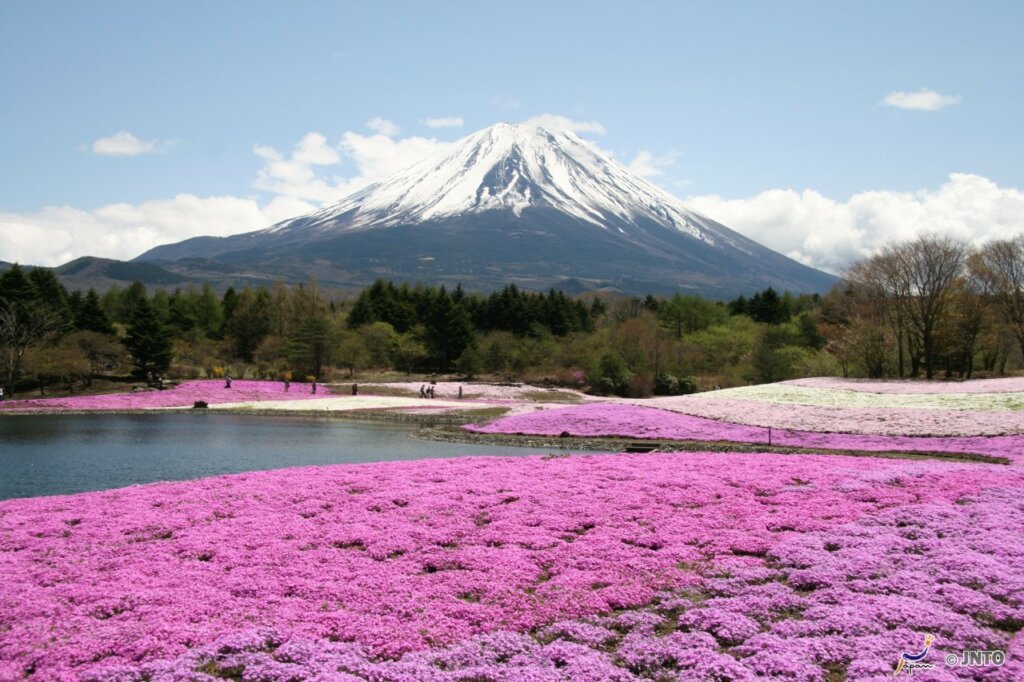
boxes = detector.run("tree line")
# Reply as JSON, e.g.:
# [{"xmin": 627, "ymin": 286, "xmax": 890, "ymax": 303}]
[
  {"xmin": 0, "ymin": 261, "xmax": 829, "ymax": 398},
  {"xmin": 823, "ymin": 234, "xmax": 1024, "ymax": 379},
  {"xmin": 3, "ymin": 234, "xmax": 1022, "ymax": 398}
]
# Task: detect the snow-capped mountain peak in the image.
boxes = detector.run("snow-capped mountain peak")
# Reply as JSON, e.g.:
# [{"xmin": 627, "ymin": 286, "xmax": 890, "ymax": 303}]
[{"xmin": 268, "ymin": 122, "xmax": 742, "ymax": 250}]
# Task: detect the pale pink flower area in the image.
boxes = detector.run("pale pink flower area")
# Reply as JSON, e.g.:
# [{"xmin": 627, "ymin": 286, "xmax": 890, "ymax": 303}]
[
  {"xmin": 468, "ymin": 403, "xmax": 1024, "ymax": 463},
  {"xmin": 2, "ymin": 453, "xmax": 1022, "ymax": 680},
  {"xmin": 0, "ymin": 380, "xmax": 328, "ymax": 412},
  {"xmin": 362, "ymin": 381, "xmax": 594, "ymax": 403},
  {"xmin": 644, "ymin": 395, "xmax": 1024, "ymax": 437},
  {"xmin": 787, "ymin": 376, "xmax": 1024, "ymax": 395}
]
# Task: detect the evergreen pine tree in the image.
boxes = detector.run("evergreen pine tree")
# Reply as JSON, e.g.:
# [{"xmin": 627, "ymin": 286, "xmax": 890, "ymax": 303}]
[
  {"xmin": 76, "ymin": 289, "xmax": 115, "ymax": 334},
  {"xmin": 28, "ymin": 268, "xmax": 71, "ymax": 323},
  {"xmin": 221, "ymin": 287, "xmax": 239, "ymax": 331},
  {"xmin": 0, "ymin": 264, "xmax": 37, "ymax": 306},
  {"xmin": 123, "ymin": 297, "xmax": 173, "ymax": 376},
  {"xmin": 119, "ymin": 281, "xmax": 148, "ymax": 323}
]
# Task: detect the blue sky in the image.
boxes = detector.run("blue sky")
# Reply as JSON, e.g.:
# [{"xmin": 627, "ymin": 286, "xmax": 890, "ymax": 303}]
[{"xmin": 1, "ymin": 0, "xmax": 1022, "ymax": 270}]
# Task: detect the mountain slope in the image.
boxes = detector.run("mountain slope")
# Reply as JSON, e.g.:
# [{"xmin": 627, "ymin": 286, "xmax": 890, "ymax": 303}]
[{"xmin": 137, "ymin": 123, "xmax": 836, "ymax": 297}]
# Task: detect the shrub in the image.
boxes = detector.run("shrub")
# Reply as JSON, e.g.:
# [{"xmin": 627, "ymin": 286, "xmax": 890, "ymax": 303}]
[
  {"xmin": 654, "ymin": 372, "xmax": 697, "ymax": 395},
  {"xmin": 653, "ymin": 372, "xmax": 679, "ymax": 396},
  {"xmin": 677, "ymin": 375, "xmax": 698, "ymax": 394}
]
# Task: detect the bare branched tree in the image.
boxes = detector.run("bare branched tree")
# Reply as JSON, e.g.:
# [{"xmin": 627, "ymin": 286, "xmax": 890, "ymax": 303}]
[
  {"xmin": 888, "ymin": 235, "xmax": 968, "ymax": 379},
  {"xmin": 970, "ymin": 236, "xmax": 1024, "ymax": 362},
  {"xmin": 846, "ymin": 251, "xmax": 913, "ymax": 377},
  {"xmin": 0, "ymin": 301, "xmax": 64, "ymax": 397},
  {"xmin": 842, "ymin": 235, "xmax": 967, "ymax": 379}
]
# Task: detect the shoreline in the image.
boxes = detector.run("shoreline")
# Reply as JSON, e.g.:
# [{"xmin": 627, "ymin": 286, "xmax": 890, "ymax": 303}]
[{"xmin": 414, "ymin": 425, "xmax": 1011, "ymax": 465}]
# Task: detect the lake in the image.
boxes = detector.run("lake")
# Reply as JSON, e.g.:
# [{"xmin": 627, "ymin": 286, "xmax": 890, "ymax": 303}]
[{"xmin": 0, "ymin": 413, "xmax": 546, "ymax": 500}]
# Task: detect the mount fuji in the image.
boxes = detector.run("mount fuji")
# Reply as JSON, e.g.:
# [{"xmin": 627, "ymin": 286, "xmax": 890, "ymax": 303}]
[{"xmin": 135, "ymin": 123, "xmax": 835, "ymax": 296}]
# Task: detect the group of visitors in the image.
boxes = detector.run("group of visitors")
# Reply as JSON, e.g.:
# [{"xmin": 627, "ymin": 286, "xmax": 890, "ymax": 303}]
[
  {"xmin": 146, "ymin": 372, "xmax": 166, "ymax": 389},
  {"xmin": 417, "ymin": 384, "xmax": 465, "ymax": 399}
]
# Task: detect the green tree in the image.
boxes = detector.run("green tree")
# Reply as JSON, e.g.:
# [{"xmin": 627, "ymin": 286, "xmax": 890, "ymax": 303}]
[
  {"xmin": 335, "ymin": 330, "xmax": 369, "ymax": 377},
  {"xmin": 118, "ymin": 281, "xmax": 149, "ymax": 324},
  {"xmin": 393, "ymin": 333, "xmax": 427, "ymax": 374},
  {"xmin": 289, "ymin": 316, "xmax": 333, "ymax": 379},
  {"xmin": 28, "ymin": 268, "xmax": 72, "ymax": 327},
  {"xmin": 660, "ymin": 293, "xmax": 726, "ymax": 338},
  {"xmin": 455, "ymin": 345, "xmax": 484, "ymax": 379},
  {"xmin": 0, "ymin": 264, "xmax": 37, "ymax": 307},
  {"xmin": 123, "ymin": 297, "xmax": 173, "ymax": 376},
  {"xmin": 358, "ymin": 321, "xmax": 399, "ymax": 368},
  {"xmin": 221, "ymin": 287, "xmax": 239, "ymax": 331},
  {"xmin": 747, "ymin": 326, "xmax": 807, "ymax": 383},
  {"xmin": 75, "ymin": 289, "xmax": 115, "ymax": 334},
  {"xmin": 225, "ymin": 288, "xmax": 272, "ymax": 361},
  {"xmin": 796, "ymin": 311, "xmax": 827, "ymax": 349},
  {"xmin": 425, "ymin": 288, "xmax": 475, "ymax": 370},
  {"xmin": 594, "ymin": 352, "xmax": 631, "ymax": 396},
  {"xmin": 747, "ymin": 287, "xmax": 790, "ymax": 324}
]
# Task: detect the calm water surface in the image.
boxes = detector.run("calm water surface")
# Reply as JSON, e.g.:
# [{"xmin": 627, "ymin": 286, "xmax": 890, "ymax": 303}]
[{"xmin": 0, "ymin": 413, "xmax": 546, "ymax": 500}]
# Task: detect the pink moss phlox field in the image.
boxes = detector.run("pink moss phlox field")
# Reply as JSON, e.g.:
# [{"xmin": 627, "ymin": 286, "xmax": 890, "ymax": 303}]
[
  {"xmin": 4, "ymin": 453, "xmax": 1021, "ymax": 680},
  {"xmin": 643, "ymin": 395, "xmax": 1024, "ymax": 437},
  {"xmin": 467, "ymin": 402, "xmax": 1024, "ymax": 463},
  {"xmin": 0, "ymin": 380, "xmax": 328, "ymax": 412},
  {"xmin": 786, "ymin": 376, "xmax": 1024, "ymax": 394}
]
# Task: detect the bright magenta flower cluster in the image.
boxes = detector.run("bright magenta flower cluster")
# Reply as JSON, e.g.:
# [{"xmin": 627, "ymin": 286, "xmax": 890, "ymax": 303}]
[
  {"xmin": 0, "ymin": 380, "xmax": 326, "ymax": 412},
  {"xmin": 1, "ymin": 451, "xmax": 1022, "ymax": 680}
]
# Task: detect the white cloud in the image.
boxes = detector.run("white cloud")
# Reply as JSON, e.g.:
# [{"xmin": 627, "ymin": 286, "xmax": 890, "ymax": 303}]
[
  {"xmin": 687, "ymin": 174, "xmax": 1024, "ymax": 274},
  {"xmin": 253, "ymin": 132, "xmax": 348, "ymax": 203},
  {"xmin": 366, "ymin": 117, "xmax": 401, "ymax": 137},
  {"xmin": 422, "ymin": 116, "xmax": 464, "ymax": 128},
  {"xmin": 338, "ymin": 131, "xmax": 450, "ymax": 182},
  {"xmin": 0, "ymin": 195, "xmax": 315, "ymax": 267},
  {"xmin": 882, "ymin": 88, "xmax": 961, "ymax": 111},
  {"xmin": 252, "ymin": 129, "xmax": 451, "ymax": 204},
  {"xmin": 521, "ymin": 114, "xmax": 606, "ymax": 135},
  {"xmin": 627, "ymin": 149, "xmax": 680, "ymax": 178},
  {"xmin": 91, "ymin": 131, "xmax": 168, "ymax": 156}
]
